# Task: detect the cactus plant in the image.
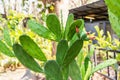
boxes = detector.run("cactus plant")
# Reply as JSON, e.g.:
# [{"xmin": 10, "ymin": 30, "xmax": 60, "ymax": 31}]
[
  {"xmin": 46, "ymin": 14, "xmax": 62, "ymax": 41},
  {"xmin": 105, "ymin": 0, "xmax": 120, "ymax": 37},
  {"xmin": 0, "ymin": 13, "xmax": 116, "ymax": 80},
  {"xmin": 44, "ymin": 60, "xmax": 63, "ymax": 80},
  {"xmin": 19, "ymin": 35, "xmax": 47, "ymax": 61}
]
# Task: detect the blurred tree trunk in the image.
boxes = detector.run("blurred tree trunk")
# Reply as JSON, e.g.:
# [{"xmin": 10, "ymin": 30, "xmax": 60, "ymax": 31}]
[{"xmin": 1, "ymin": 0, "xmax": 7, "ymax": 19}]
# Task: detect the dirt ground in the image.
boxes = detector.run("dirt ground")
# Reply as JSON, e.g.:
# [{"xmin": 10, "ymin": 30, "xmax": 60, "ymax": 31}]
[
  {"xmin": 0, "ymin": 67, "xmax": 118, "ymax": 80},
  {"xmin": 0, "ymin": 69, "xmax": 111, "ymax": 80},
  {"xmin": 0, "ymin": 68, "xmax": 26, "ymax": 80},
  {"xmin": 0, "ymin": 67, "xmax": 45, "ymax": 80}
]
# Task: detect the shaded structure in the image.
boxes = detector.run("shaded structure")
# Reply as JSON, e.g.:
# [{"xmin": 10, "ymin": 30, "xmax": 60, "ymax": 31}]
[
  {"xmin": 69, "ymin": 0, "xmax": 108, "ymax": 21},
  {"xmin": 69, "ymin": 0, "xmax": 118, "ymax": 39}
]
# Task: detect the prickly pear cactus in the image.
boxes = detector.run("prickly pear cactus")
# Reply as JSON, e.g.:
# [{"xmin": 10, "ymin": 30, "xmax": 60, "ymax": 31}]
[
  {"xmin": 10, "ymin": 13, "xmax": 117, "ymax": 80},
  {"xmin": 44, "ymin": 60, "xmax": 63, "ymax": 80},
  {"xmin": 105, "ymin": 0, "xmax": 120, "ymax": 37}
]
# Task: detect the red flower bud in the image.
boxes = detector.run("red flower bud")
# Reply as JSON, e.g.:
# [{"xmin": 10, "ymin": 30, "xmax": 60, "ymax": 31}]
[
  {"xmin": 76, "ymin": 27, "xmax": 79, "ymax": 33},
  {"xmin": 89, "ymin": 36, "xmax": 95, "ymax": 40},
  {"xmin": 86, "ymin": 32, "xmax": 90, "ymax": 35}
]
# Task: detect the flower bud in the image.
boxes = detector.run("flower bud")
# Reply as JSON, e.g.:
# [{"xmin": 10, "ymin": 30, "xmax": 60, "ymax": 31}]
[
  {"xmin": 86, "ymin": 32, "xmax": 90, "ymax": 35},
  {"xmin": 76, "ymin": 27, "xmax": 79, "ymax": 33},
  {"xmin": 89, "ymin": 36, "xmax": 95, "ymax": 40}
]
